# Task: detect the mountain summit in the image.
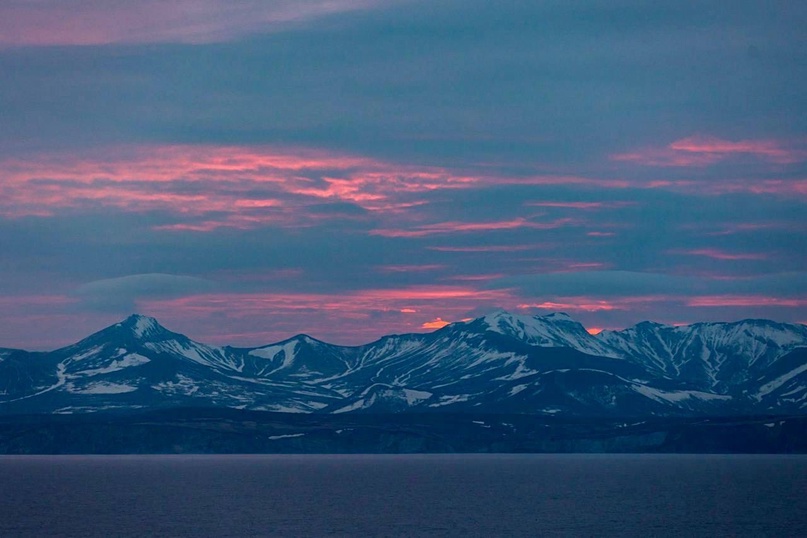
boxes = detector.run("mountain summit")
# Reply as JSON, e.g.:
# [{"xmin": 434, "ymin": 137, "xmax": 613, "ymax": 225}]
[
  {"xmin": 477, "ymin": 310, "xmax": 619, "ymax": 357},
  {"xmin": 0, "ymin": 312, "xmax": 805, "ymax": 417},
  {"xmin": 118, "ymin": 314, "xmax": 167, "ymax": 339}
]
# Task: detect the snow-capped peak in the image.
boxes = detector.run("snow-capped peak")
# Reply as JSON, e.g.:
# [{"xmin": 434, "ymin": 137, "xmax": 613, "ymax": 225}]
[
  {"xmin": 482, "ymin": 310, "xmax": 581, "ymax": 334},
  {"xmin": 119, "ymin": 314, "xmax": 165, "ymax": 339},
  {"xmin": 479, "ymin": 311, "xmax": 620, "ymax": 357}
]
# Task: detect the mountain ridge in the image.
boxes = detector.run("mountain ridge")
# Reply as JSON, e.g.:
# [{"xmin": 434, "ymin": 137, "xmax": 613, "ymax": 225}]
[{"xmin": 1, "ymin": 311, "xmax": 806, "ymax": 418}]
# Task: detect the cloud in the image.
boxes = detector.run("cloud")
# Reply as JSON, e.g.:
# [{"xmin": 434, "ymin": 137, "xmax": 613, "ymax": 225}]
[
  {"xmin": 671, "ymin": 249, "xmax": 768, "ymax": 261},
  {"xmin": 377, "ymin": 264, "xmax": 445, "ymax": 273},
  {"xmin": 526, "ymin": 201, "xmax": 634, "ymax": 210},
  {"xmin": 74, "ymin": 273, "xmax": 217, "ymax": 313},
  {"xmin": 2, "ymin": 0, "xmax": 806, "ymax": 171},
  {"xmin": 611, "ymin": 136, "xmax": 807, "ymax": 167},
  {"xmin": 427, "ymin": 244, "xmax": 544, "ymax": 253},
  {"xmin": 0, "ymin": 144, "xmax": 479, "ymax": 227},
  {"xmin": 0, "ymin": 0, "xmax": 391, "ymax": 47},
  {"xmin": 490, "ymin": 271, "xmax": 807, "ymax": 300},
  {"xmin": 685, "ymin": 296, "xmax": 807, "ymax": 308},
  {"xmin": 370, "ymin": 218, "xmax": 576, "ymax": 238},
  {"xmin": 490, "ymin": 271, "xmax": 693, "ymax": 298},
  {"xmin": 0, "ymin": 0, "xmax": 805, "ymax": 348}
]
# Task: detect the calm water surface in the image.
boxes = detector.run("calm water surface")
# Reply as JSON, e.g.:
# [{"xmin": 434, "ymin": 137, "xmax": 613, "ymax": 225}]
[{"xmin": 1, "ymin": 454, "xmax": 805, "ymax": 537}]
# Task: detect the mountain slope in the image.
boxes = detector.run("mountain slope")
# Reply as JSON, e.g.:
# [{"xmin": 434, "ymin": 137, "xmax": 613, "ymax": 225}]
[{"xmin": 598, "ymin": 319, "xmax": 807, "ymax": 395}]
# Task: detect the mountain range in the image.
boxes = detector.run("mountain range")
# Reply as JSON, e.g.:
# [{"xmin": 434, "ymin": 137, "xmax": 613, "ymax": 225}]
[
  {"xmin": 2, "ymin": 312, "xmax": 807, "ymax": 454},
  {"xmin": 2, "ymin": 311, "xmax": 806, "ymax": 417}
]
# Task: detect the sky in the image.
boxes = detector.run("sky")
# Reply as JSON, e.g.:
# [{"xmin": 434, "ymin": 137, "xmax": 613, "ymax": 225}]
[{"xmin": 1, "ymin": 0, "xmax": 806, "ymax": 350}]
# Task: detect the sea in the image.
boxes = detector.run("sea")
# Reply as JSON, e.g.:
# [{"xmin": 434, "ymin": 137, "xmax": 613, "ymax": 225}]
[{"xmin": 1, "ymin": 454, "xmax": 805, "ymax": 537}]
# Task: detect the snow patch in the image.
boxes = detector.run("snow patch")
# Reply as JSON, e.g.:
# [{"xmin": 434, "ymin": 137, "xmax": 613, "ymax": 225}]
[
  {"xmin": 70, "ymin": 382, "xmax": 138, "ymax": 394},
  {"xmin": 79, "ymin": 353, "xmax": 150, "ymax": 377},
  {"xmin": 68, "ymin": 346, "xmax": 104, "ymax": 362},
  {"xmin": 428, "ymin": 394, "xmax": 471, "ymax": 407},
  {"xmin": 509, "ymin": 384, "xmax": 528, "ymax": 396},
  {"xmin": 248, "ymin": 341, "xmax": 299, "ymax": 375},
  {"xmin": 267, "ymin": 433, "xmax": 305, "ymax": 440},
  {"xmin": 495, "ymin": 360, "xmax": 537, "ymax": 381},
  {"xmin": 153, "ymin": 374, "xmax": 199, "ymax": 396},
  {"xmin": 779, "ymin": 386, "xmax": 806, "ymax": 398},
  {"xmin": 403, "ymin": 388, "xmax": 432, "ymax": 405},
  {"xmin": 632, "ymin": 385, "xmax": 731, "ymax": 404},
  {"xmin": 757, "ymin": 363, "xmax": 807, "ymax": 398}
]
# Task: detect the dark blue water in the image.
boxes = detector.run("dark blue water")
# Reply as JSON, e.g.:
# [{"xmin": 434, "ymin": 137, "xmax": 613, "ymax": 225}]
[{"xmin": 1, "ymin": 454, "xmax": 805, "ymax": 537}]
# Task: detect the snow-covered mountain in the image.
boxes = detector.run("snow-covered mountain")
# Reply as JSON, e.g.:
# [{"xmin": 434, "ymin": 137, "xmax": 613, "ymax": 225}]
[
  {"xmin": 598, "ymin": 319, "xmax": 807, "ymax": 407},
  {"xmin": 1, "ymin": 312, "xmax": 806, "ymax": 417}
]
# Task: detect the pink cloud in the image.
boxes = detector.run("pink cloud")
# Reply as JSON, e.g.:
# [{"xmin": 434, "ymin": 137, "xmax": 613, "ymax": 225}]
[
  {"xmin": 637, "ymin": 178, "xmax": 807, "ymax": 198},
  {"xmin": 3, "ymin": 141, "xmax": 803, "ymax": 234},
  {"xmin": 564, "ymin": 262, "xmax": 608, "ymax": 270},
  {"xmin": 669, "ymin": 137, "xmax": 804, "ymax": 163},
  {"xmin": 0, "ymin": 144, "xmax": 485, "ymax": 229},
  {"xmin": 495, "ymin": 175, "xmax": 632, "ymax": 189},
  {"xmin": 443, "ymin": 273, "xmax": 505, "ymax": 282},
  {"xmin": 586, "ymin": 231, "xmax": 616, "ymax": 237},
  {"xmin": 0, "ymin": 0, "xmax": 385, "ymax": 47},
  {"xmin": 377, "ymin": 264, "xmax": 445, "ymax": 273},
  {"xmin": 427, "ymin": 244, "xmax": 545, "ymax": 253},
  {"xmin": 673, "ymin": 249, "xmax": 768, "ymax": 261},
  {"xmin": 526, "ymin": 201, "xmax": 634, "ymax": 210},
  {"xmin": 701, "ymin": 222, "xmax": 784, "ymax": 236},
  {"xmin": 704, "ymin": 179, "xmax": 807, "ymax": 197},
  {"xmin": 499, "ymin": 173, "xmax": 805, "ymax": 198},
  {"xmin": 143, "ymin": 286, "xmax": 515, "ymax": 314},
  {"xmin": 611, "ymin": 135, "xmax": 807, "ymax": 167},
  {"xmin": 370, "ymin": 218, "xmax": 575, "ymax": 238},
  {"xmin": 521, "ymin": 301, "xmax": 619, "ymax": 312},
  {"xmin": 516, "ymin": 295, "xmax": 671, "ymax": 313}
]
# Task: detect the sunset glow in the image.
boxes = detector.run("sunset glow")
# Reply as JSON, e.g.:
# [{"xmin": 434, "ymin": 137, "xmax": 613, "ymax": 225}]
[
  {"xmin": 421, "ymin": 318, "xmax": 451, "ymax": 330},
  {"xmin": 0, "ymin": 1, "xmax": 804, "ymax": 350}
]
